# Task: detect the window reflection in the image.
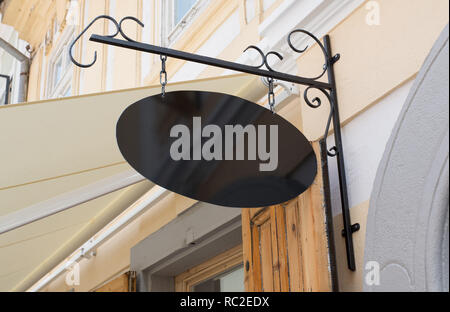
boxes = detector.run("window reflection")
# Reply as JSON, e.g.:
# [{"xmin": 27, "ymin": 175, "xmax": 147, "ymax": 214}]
[
  {"xmin": 174, "ymin": 0, "xmax": 197, "ymax": 26},
  {"xmin": 192, "ymin": 265, "xmax": 245, "ymax": 292}
]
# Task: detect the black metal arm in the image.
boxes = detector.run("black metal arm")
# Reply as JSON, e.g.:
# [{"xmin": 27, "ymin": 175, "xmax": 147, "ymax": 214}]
[{"xmin": 69, "ymin": 15, "xmax": 360, "ymax": 271}]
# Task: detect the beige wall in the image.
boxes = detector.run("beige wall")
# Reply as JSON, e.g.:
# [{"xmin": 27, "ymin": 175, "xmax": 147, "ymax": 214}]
[
  {"xmin": 44, "ymin": 0, "xmax": 450, "ymax": 292},
  {"xmin": 1, "ymin": 0, "xmax": 448, "ymax": 291},
  {"xmin": 74, "ymin": 0, "xmax": 143, "ymax": 95},
  {"xmin": 2, "ymin": 0, "xmax": 143, "ymax": 101},
  {"xmin": 8, "ymin": 0, "xmax": 288, "ymax": 101},
  {"xmin": 296, "ymin": 0, "xmax": 449, "ymax": 291},
  {"xmin": 333, "ymin": 201, "xmax": 369, "ymax": 292},
  {"xmin": 297, "ymin": 0, "xmax": 449, "ymax": 141}
]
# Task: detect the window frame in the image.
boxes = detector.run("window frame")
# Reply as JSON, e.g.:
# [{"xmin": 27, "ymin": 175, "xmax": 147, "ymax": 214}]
[
  {"xmin": 161, "ymin": 0, "xmax": 210, "ymax": 47},
  {"xmin": 129, "ymin": 202, "xmax": 242, "ymax": 292},
  {"xmin": 175, "ymin": 244, "xmax": 244, "ymax": 292},
  {"xmin": 46, "ymin": 25, "xmax": 75, "ymax": 99}
]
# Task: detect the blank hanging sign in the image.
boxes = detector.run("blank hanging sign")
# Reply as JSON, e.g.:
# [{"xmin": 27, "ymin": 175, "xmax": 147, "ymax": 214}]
[{"xmin": 116, "ymin": 91, "xmax": 317, "ymax": 208}]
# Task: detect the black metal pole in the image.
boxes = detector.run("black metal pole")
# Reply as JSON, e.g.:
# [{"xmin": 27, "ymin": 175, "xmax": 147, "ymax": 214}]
[
  {"xmin": 90, "ymin": 35, "xmax": 333, "ymax": 90},
  {"xmin": 0, "ymin": 74, "xmax": 11, "ymax": 105},
  {"xmin": 323, "ymin": 35, "xmax": 359, "ymax": 271}
]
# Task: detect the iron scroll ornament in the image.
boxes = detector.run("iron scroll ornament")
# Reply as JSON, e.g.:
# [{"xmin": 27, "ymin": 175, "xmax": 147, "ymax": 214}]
[
  {"xmin": 69, "ymin": 15, "xmax": 144, "ymax": 68},
  {"xmin": 69, "ymin": 15, "xmax": 359, "ymax": 272}
]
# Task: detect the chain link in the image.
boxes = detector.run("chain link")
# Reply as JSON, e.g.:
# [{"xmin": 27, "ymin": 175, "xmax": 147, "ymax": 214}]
[
  {"xmin": 267, "ymin": 77, "xmax": 275, "ymax": 113},
  {"xmin": 160, "ymin": 55, "xmax": 167, "ymax": 97}
]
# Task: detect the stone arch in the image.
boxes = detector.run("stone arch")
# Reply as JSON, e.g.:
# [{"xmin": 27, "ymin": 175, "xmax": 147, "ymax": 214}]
[{"xmin": 364, "ymin": 25, "xmax": 449, "ymax": 292}]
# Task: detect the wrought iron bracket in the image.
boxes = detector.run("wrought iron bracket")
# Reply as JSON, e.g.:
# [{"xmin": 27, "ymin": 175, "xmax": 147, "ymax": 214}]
[{"xmin": 69, "ymin": 15, "xmax": 360, "ymax": 271}]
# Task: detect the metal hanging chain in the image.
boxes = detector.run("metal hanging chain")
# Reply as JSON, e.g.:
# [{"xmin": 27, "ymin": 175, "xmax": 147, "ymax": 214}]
[
  {"xmin": 160, "ymin": 55, "xmax": 168, "ymax": 96},
  {"xmin": 267, "ymin": 77, "xmax": 275, "ymax": 113}
]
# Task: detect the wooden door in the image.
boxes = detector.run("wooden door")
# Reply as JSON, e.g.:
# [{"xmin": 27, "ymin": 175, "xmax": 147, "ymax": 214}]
[{"xmin": 242, "ymin": 141, "xmax": 335, "ymax": 292}]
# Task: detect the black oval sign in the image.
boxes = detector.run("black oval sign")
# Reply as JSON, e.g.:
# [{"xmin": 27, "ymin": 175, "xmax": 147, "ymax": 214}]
[{"xmin": 117, "ymin": 91, "xmax": 316, "ymax": 208}]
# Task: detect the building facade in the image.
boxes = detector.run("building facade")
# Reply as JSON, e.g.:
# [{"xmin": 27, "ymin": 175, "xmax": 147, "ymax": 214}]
[{"xmin": 0, "ymin": 0, "xmax": 448, "ymax": 292}]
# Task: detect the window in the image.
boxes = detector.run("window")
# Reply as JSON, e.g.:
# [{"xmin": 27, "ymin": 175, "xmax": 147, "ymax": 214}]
[
  {"xmin": 52, "ymin": 56, "xmax": 63, "ymax": 89},
  {"xmin": 130, "ymin": 202, "xmax": 242, "ymax": 292},
  {"xmin": 263, "ymin": 0, "xmax": 277, "ymax": 11},
  {"xmin": 245, "ymin": 0, "xmax": 256, "ymax": 23},
  {"xmin": 162, "ymin": 0, "xmax": 210, "ymax": 46},
  {"xmin": 175, "ymin": 245, "xmax": 244, "ymax": 292},
  {"xmin": 174, "ymin": 0, "xmax": 197, "ymax": 26},
  {"xmin": 192, "ymin": 265, "xmax": 245, "ymax": 292},
  {"xmin": 62, "ymin": 84, "xmax": 72, "ymax": 98},
  {"xmin": 47, "ymin": 26, "xmax": 74, "ymax": 99},
  {"xmin": 53, "ymin": 18, "xmax": 59, "ymax": 37},
  {"xmin": 0, "ymin": 75, "xmax": 11, "ymax": 105}
]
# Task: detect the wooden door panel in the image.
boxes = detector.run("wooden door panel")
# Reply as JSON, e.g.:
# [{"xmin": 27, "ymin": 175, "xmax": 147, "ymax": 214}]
[
  {"xmin": 242, "ymin": 142, "xmax": 334, "ymax": 292},
  {"xmin": 285, "ymin": 199, "xmax": 304, "ymax": 292},
  {"xmin": 273, "ymin": 207, "xmax": 290, "ymax": 292},
  {"xmin": 259, "ymin": 218, "xmax": 274, "ymax": 292}
]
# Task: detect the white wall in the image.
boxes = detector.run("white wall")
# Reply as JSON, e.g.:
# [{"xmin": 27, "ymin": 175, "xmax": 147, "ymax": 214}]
[
  {"xmin": 171, "ymin": 10, "xmax": 240, "ymax": 82},
  {"xmin": 327, "ymin": 80, "xmax": 413, "ymax": 216}
]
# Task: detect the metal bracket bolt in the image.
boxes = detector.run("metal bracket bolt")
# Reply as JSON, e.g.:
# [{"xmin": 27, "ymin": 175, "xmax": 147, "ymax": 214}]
[
  {"xmin": 341, "ymin": 223, "xmax": 360, "ymax": 237},
  {"xmin": 331, "ymin": 53, "xmax": 340, "ymax": 65}
]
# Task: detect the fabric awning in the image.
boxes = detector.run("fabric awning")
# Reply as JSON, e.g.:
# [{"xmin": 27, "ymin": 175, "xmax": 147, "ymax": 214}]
[{"xmin": 0, "ymin": 74, "xmax": 265, "ymax": 291}]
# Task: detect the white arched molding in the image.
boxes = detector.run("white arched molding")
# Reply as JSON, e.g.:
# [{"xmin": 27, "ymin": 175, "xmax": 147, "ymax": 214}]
[{"xmin": 364, "ymin": 25, "xmax": 449, "ymax": 292}]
